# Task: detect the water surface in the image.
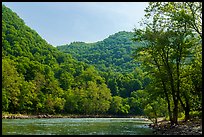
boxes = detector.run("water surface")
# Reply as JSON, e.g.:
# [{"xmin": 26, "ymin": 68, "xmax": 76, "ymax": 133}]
[{"xmin": 2, "ymin": 118, "xmax": 153, "ymax": 135}]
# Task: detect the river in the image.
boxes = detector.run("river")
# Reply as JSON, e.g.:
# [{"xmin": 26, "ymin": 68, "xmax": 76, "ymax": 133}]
[{"xmin": 2, "ymin": 118, "xmax": 154, "ymax": 135}]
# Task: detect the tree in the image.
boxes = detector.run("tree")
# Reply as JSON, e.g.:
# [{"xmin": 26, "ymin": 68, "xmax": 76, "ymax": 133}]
[
  {"xmin": 18, "ymin": 81, "xmax": 37, "ymax": 113},
  {"xmin": 2, "ymin": 58, "xmax": 22, "ymax": 113},
  {"xmin": 133, "ymin": 2, "xmax": 202, "ymax": 125}
]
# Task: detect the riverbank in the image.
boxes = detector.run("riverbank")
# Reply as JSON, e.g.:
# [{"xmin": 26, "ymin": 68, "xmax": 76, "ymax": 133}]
[
  {"xmin": 2, "ymin": 113, "xmax": 149, "ymax": 120},
  {"xmin": 149, "ymin": 118, "xmax": 202, "ymax": 135}
]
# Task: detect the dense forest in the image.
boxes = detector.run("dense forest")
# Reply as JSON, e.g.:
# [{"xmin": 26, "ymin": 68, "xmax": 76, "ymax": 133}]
[
  {"xmin": 57, "ymin": 31, "xmax": 140, "ymax": 73},
  {"xmin": 2, "ymin": 2, "xmax": 202, "ymax": 125},
  {"xmin": 57, "ymin": 31, "xmax": 148, "ymax": 99},
  {"xmin": 2, "ymin": 4, "xmax": 144, "ymax": 116}
]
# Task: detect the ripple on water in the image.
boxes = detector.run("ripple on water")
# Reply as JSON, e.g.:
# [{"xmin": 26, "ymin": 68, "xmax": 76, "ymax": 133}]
[{"xmin": 2, "ymin": 118, "xmax": 154, "ymax": 135}]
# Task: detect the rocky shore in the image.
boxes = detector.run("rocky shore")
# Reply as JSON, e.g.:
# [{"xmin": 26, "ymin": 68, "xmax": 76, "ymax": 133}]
[
  {"xmin": 149, "ymin": 118, "xmax": 202, "ymax": 135},
  {"xmin": 2, "ymin": 114, "xmax": 145, "ymax": 119},
  {"xmin": 2, "ymin": 114, "xmax": 61, "ymax": 119}
]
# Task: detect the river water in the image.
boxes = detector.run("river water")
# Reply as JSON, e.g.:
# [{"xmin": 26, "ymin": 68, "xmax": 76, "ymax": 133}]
[{"xmin": 2, "ymin": 118, "xmax": 154, "ymax": 135}]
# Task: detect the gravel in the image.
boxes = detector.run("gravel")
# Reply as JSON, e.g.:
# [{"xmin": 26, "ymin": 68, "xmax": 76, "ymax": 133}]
[{"xmin": 149, "ymin": 119, "xmax": 202, "ymax": 135}]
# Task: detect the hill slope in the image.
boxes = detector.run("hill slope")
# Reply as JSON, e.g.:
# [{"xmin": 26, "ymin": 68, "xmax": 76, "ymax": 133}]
[
  {"xmin": 57, "ymin": 31, "xmax": 140, "ymax": 73},
  {"xmin": 2, "ymin": 4, "xmax": 112, "ymax": 115}
]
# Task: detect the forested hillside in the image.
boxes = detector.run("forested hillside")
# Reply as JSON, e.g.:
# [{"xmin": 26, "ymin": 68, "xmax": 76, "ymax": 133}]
[
  {"xmin": 56, "ymin": 2, "xmax": 202, "ymax": 125},
  {"xmin": 2, "ymin": 5, "xmax": 144, "ymax": 116},
  {"xmin": 2, "ymin": 5, "xmax": 111, "ymax": 115},
  {"xmin": 57, "ymin": 31, "xmax": 140, "ymax": 73},
  {"xmin": 2, "ymin": 2, "xmax": 202, "ymax": 125}
]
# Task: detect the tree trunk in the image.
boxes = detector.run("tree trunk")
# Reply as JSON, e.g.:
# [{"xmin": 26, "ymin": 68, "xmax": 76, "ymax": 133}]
[
  {"xmin": 154, "ymin": 57, "xmax": 173, "ymax": 123},
  {"xmin": 161, "ymin": 48, "xmax": 179, "ymax": 125},
  {"xmin": 168, "ymin": 71, "xmax": 178, "ymax": 125},
  {"xmin": 185, "ymin": 108, "xmax": 190, "ymax": 121},
  {"xmin": 162, "ymin": 81, "xmax": 173, "ymax": 122},
  {"xmin": 178, "ymin": 93, "xmax": 190, "ymax": 121},
  {"xmin": 172, "ymin": 99, "xmax": 178, "ymax": 125},
  {"xmin": 184, "ymin": 99, "xmax": 190, "ymax": 121}
]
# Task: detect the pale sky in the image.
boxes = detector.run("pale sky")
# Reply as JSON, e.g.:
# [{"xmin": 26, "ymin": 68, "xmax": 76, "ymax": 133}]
[{"xmin": 3, "ymin": 2, "xmax": 149, "ymax": 46}]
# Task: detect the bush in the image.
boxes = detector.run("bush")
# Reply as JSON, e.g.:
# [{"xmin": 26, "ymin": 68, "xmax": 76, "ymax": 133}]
[{"xmin": 190, "ymin": 111, "xmax": 202, "ymax": 118}]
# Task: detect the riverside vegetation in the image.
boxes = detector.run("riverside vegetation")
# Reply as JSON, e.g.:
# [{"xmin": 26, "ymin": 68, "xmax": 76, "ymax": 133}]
[{"xmin": 2, "ymin": 2, "xmax": 202, "ymax": 135}]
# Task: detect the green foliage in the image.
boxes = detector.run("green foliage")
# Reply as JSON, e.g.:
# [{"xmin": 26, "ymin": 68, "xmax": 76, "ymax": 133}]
[
  {"xmin": 133, "ymin": 2, "xmax": 202, "ymax": 124},
  {"xmin": 57, "ymin": 31, "xmax": 140, "ymax": 73},
  {"xmin": 189, "ymin": 111, "xmax": 202, "ymax": 118},
  {"xmin": 2, "ymin": 5, "xmax": 114, "ymax": 115},
  {"xmin": 57, "ymin": 28, "xmax": 146, "ymax": 115},
  {"xmin": 5, "ymin": 3, "xmax": 194, "ymax": 118},
  {"xmin": 2, "ymin": 57, "xmax": 22, "ymax": 113},
  {"xmin": 109, "ymin": 96, "xmax": 131, "ymax": 115}
]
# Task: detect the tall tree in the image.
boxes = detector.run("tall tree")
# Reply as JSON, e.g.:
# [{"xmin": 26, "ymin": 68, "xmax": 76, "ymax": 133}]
[{"xmin": 133, "ymin": 2, "xmax": 202, "ymax": 125}]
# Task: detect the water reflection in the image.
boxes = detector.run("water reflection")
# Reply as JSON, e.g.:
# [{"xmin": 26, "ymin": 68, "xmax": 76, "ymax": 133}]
[{"xmin": 2, "ymin": 118, "xmax": 153, "ymax": 135}]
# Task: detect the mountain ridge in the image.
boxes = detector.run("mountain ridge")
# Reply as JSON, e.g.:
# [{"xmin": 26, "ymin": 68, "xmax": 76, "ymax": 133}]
[{"xmin": 57, "ymin": 31, "xmax": 140, "ymax": 73}]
